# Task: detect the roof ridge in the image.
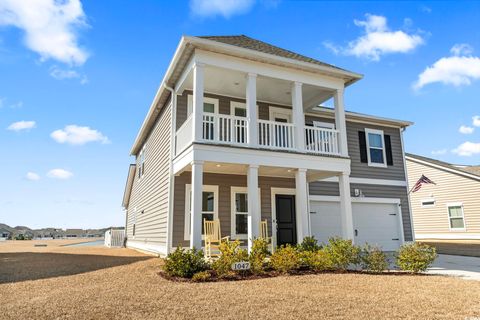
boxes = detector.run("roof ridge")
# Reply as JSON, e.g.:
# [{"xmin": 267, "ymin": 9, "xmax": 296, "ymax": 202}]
[{"xmin": 406, "ymin": 153, "xmax": 480, "ymax": 178}]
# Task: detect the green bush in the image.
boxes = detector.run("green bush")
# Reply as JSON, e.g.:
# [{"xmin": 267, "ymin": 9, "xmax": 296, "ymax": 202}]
[
  {"xmin": 301, "ymin": 248, "xmax": 334, "ymax": 271},
  {"xmin": 270, "ymin": 244, "xmax": 300, "ymax": 273},
  {"xmin": 324, "ymin": 237, "xmax": 361, "ymax": 271},
  {"xmin": 297, "ymin": 236, "xmax": 321, "ymax": 252},
  {"xmin": 163, "ymin": 247, "xmax": 208, "ymax": 278},
  {"xmin": 192, "ymin": 271, "xmax": 212, "ymax": 282},
  {"xmin": 249, "ymin": 238, "xmax": 270, "ymax": 275},
  {"xmin": 396, "ymin": 242, "xmax": 437, "ymax": 273},
  {"xmin": 360, "ymin": 245, "xmax": 389, "ymax": 273},
  {"xmin": 212, "ymin": 240, "xmax": 248, "ymax": 277}
]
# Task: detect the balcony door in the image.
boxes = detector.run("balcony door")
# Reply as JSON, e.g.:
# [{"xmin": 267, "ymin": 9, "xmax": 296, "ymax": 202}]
[{"xmin": 269, "ymin": 107, "xmax": 292, "ymax": 148}]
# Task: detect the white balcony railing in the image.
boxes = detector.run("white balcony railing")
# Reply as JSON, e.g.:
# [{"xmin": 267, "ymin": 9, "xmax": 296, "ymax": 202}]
[
  {"xmin": 258, "ymin": 119, "xmax": 295, "ymax": 150},
  {"xmin": 304, "ymin": 126, "xmax": 339, "ymax": 155},
  {"xmin": 203, "ymin": 113, "xmax": 248, "ymax": 145},
  {"xmin": 175, "ymin": 113, "xmax": 341, "ymax": 156},
  {"xmin": 176, "ymin": 114, "xmax": 193, "ymax": 154}
]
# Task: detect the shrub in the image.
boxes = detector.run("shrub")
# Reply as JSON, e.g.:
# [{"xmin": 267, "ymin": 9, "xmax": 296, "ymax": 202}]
[
  {"xmin": 192, "ymin": 271, "xmax": 212, "ymax": 282},
  {"xmin": 360, "ymin": 245, "xmax": 389, "ymax": 273},
  {"xmin": 396, "ymin": 242, "xmax": 437, "ymax": 273},
  {"xmin": 163, "ymin": 247, "xmax": 208, "ymax": 278},
  {"xmin": 324, "ymin": 237, "xmax": 361, "ymax": 271},
  {"xmin": 249, "ymin": 238, "xmax": 270, "ymax": 275},
  {"xmin": 212, "ymin": 239, "xmax": 248, "ymax": 277},
  {"xmin": 270, "ymin": 244, "xmax": 300, "ymax": 273},
  {"xmin": 297, "ymin": 236, "xmax": 321, "ymax": 252},
  {"xmin": 301, "ymin": 248, "xmax": 334, "ymax": 271}
]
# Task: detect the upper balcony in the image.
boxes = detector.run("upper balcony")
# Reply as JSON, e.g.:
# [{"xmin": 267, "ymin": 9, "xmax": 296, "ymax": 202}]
[{"xmin": 172, "ymin": 49, "xmax": 349, "ymax": 159}]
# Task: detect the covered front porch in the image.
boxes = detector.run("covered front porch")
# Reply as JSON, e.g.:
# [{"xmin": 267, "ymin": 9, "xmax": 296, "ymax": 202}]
[{"xmin": 171, "ymin": 150, "xmax": 355, "ymax": 252}]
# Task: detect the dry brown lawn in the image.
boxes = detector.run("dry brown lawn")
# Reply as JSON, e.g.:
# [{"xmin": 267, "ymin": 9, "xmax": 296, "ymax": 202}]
[{"xmin": 1, "ymin": 240, "xmax": 480, "ymax": 320}]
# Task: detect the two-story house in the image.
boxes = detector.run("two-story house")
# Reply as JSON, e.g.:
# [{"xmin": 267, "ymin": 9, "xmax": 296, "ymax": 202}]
[{"xmin": 122, "ymin": 35, "xmax": 413, "ymax": 255}]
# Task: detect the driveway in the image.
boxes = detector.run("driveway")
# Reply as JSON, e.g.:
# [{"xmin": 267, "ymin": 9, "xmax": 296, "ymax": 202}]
[{"xmin": 427, "ymin": 254, "xmax": 480, "ymax": 281}]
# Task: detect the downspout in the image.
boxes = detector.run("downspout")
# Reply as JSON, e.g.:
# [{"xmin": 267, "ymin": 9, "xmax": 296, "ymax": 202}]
[
  {"xmin": 400, "ymin": 126, "xmax": 415, "ymax": 242},
  {"xmin": 165, "ymin": 84, "xmax": 177, "ymax": 255}
]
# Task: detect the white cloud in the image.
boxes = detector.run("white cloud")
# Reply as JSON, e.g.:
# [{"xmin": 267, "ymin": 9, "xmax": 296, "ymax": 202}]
[
  {"xmin": 473, "ymin": 116, "xmax": 480, "ymax": 127},
  {"xmin": 431, "ymin": 149, "xmax": 447, "ymax": 155},
  {"xmin": 7, "ymin": 120, "xmax": 36, "ymax": 131},
  {"xmin": 0, "ymin": 97, "xmax": 23, "ymax": 109},
  {"xmin": 49, "ymin": 66, "xmax": 87, "ymax": 83},
  {"xmin": 0, "ymin": 0, "xmax": 89, "ymax": 65},
  {"xmin": 190, "ymin": 0, "xmax": 255, "ymax": 18},
  {"xmin": 26, "ymin": 172, "xmax": 40, "ymax": 181},
  {"xmin": 47, "ymin": 169, "xmax": 73, "ymax": 179},
  {"xmin": 413, "ymin": 44, "xmax": 480, "ymax": 90},
  {"xmin": 453, "ymin": 142, "xmax": 480, "ymax": 156},
  {"xmin": 459, "ymin": 125, "xmax": 474, "ymax": 134},
  {"xmin": 50, "ymin": 125, "xmax": 110, "ymax": 145},
  {"xmin": 324, "ymin": 14, "xmax": 424, "ymax": 61}
]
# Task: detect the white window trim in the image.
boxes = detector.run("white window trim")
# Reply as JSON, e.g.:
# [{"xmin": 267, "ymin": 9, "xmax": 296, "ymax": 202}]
[
  {"xmin": 269, "ymin": 106, "xmax": 292, "ymax": 123},
  {"xmin": 365, "ymin": 128, "xmax": 387, "ymax": 168},
  {"xmin": 421, "ymin": 198, "xmax": 436, "ymax": 208},
  {"xmin": 446, "ymin": 202, "xmax": 466, "ymax": 231},
  {"xmin": 313, "ymin": 121, "xmax": 335, "ymax": 129},
  {"xmin": 137, "ymin": 144, "xmax": 146, "ymax": 179},
  {"xmin": 184, "ymin": 184, "xmax": 219, "ymax": 241},
  {"xmin": 187, "ymin": 95, "xmax": 219, "ymax": 116},
  {"xmin": 230, "ymin": 101, "xmax": 259, "ymax": 118},
  {"xmin": 230, "ymin": 186, "xmax": 261, "ymax": 240}
]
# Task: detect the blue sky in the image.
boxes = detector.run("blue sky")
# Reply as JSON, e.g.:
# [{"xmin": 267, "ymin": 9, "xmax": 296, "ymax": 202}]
[{"xmin": 1, "ymin": 0, "xmax": 480, "ymax": 229}]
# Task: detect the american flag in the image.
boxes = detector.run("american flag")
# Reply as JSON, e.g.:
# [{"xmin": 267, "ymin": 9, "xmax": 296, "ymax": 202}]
[{"xmin": 409, "ymin": 175, "xmax": 436, "ymax": 194}]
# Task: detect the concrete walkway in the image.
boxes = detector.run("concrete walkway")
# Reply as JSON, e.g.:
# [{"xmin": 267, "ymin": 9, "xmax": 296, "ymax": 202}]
[{"xmin": 427, "ymin": 254, "xmax": 480, "ymax": 281}]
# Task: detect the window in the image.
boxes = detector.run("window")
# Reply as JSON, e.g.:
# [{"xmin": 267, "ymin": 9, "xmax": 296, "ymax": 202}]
[
  {"xmin": 230, "ymin": 187, "xmax": 261, "ymax": 239},
  {"xmin": 421, "ymin": 198, "xmax": 436, "ymax": 207},
  {"xmin": 137, "ymin": 145, "xmax": 146, "ymax": 178},
  {"xmin": 132, "ymin": 208, "xmax": 137, "ymax": 237},
  {"xmin": 447, "ymin": 203, "xmax": 466, "ymax": 230},
  {"xmin": 230, "ymin": 101, "xmax": 247, "ymax": 117},
  {"xmin": 184, "ymin": 185, "xmax": 218, "ymax": 240},
  {"xmin": 187, "ymin": 95, "xmax": 219, "ymax": 116},
  {"xmin": 365, "ymin": 128, "xmax": 387, "ymax": 167}
]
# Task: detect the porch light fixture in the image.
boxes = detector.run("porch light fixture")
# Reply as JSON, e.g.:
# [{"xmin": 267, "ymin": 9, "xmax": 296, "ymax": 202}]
[{"xmin": 234, "ymin": 82, "xmax": 240, "ymax": 85}]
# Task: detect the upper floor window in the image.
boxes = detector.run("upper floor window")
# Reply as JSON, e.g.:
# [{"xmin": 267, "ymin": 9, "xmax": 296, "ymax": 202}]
[
  {"xmin": 137, "ymin": 145, "xmax": 146, "ymax": 178},
  {"xmin": 365, "ymin": 128, "xmax": 387, "ymax": 167},
  {"xmin": 447, "ymin": 203, "xmax": 465, "ymax": 230},
  {"xmin": 187, "ymin": 95, "xmax": 219, "ymax": 116},
  {"xmin": 231, "ymin": 101, "xmax": 247, "ymax": 117},
  {"xmin": 421, "ymin": 198, "xmax": 435, "ymax": 208}
]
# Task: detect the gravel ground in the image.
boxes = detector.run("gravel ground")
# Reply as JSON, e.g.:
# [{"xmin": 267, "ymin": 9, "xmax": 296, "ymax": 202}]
[{"xmin": 1, "ymin": 241, "xmax": 480, "ymax": 319}]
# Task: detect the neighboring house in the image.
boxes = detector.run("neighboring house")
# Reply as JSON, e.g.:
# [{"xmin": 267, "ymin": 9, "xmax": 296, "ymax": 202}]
[
  {"xmin": 0, "ymin": 228, "xmax": 10, "ymax": 239},
  {"xmin": 122, "ymin": 35, "xmax": 413, "ymax": 256},
  {"xmin": 65, "ymin": 229, "xmax": 86, "ymax": 238},
  {"xmin": 406, "ymin": 153, "xmax": 480, "ymax": 241}
]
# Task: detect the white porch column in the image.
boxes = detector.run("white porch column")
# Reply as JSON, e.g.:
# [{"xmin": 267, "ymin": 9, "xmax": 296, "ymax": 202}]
[
  {"xmin": 295, "ymin": 168, "xmax": 309, "ymax": 242},
  {"xmin": 190, "ymin": 160, "xmax": 204, "ymax": 249},
  {"xmin": 334, "ymin": 88, "xmax": 349, "ymax": 156},
  {"xmin": 192, "ymin": 63, "xmax": 205, "ymax": 142},
  {"xmin": 246, "ymin": 73, "xmax": 258, "ymax": 147},
  {"xmin": 292, "ymin": 81, "xmax": 305, "ymax": 151},
  {"xmin": 338, "ymin": 173, "xmax": 354, "ymax": 241},
  {"xmin": 247, "ymin": 165, "xmax": 260, "ymax": 252}
]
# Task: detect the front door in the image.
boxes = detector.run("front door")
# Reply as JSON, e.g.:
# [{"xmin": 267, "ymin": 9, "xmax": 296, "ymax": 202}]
[{"xmin": 275, "ymin": 194, "xmax": 297, "ymax": 246}]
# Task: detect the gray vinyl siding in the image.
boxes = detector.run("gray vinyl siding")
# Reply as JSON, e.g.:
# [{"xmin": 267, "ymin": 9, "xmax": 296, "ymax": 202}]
[
  {"xmin": 172, "ymin": 172, "xmax": 294, "ymax": 247},
  {"xmin": 309, "ymin": 181, "xmax": 413, "ymax": 241},
  {"xmin": 126, "ymin": 100, "xmax": 172, "ymax": 247}
]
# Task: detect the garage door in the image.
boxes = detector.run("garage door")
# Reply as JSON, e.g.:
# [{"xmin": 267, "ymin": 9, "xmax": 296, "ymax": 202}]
[{"xmin": 310, "ymin": 199, "xmax": 402, "ymax": 251}]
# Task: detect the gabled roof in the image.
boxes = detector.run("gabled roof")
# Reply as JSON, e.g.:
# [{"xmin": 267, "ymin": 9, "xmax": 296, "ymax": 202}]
[
  {"xmin": 199, "ymin": 35, "xmax": 351, "ymax": 73},
  {"xmin": 122, "ymin": 164, "xmax": 136, "ymax": 208},
  {"xmin": 406, "ymin": 153, "xmax": 480, "ymax": 181}
]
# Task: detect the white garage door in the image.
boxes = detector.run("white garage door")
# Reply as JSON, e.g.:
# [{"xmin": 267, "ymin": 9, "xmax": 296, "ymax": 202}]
[{"xmin": 310, "ymin": 199, "xmax": 402, "ymax": 251}]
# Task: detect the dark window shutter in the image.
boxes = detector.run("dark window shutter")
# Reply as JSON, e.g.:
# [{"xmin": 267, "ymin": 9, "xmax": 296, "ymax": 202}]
[
  {"xmin": 358, "ymin": 131, "xmax": 368, "ymax": 163},
  {"xmin": 384, "ymin": 135, "xmax": 393, "ymax": 165}
]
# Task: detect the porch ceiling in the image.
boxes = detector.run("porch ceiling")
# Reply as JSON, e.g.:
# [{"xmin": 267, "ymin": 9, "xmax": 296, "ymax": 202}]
[
  {"xmin": 178, "ymin": 65, "xmax": 334, "ymax": 108},
  {"xmin": 178, "ymin": 161, "xmax": 339, "ymax": 181}
]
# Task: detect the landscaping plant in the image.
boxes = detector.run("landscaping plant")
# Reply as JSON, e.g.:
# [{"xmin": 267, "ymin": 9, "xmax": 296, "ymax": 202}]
[
  {"xmin": 396, "ymin": 242, "xmax": 437, "ymax": 273},
  {"xmin": 163, "ymin": 247, "xmax": 209, "ymax": 278},
  {"xmin": 300, "ymin": 248, "xmax": 334, "ymax": 271},
  {"xmin": 297, "ymin": 236, "xmax": 321, "ymax": 252},
  {"xmin": 192, "ymin": 271, "xmax": 212, "ymax": 282},
  {"xmin": 212, "ymin": 239, "xmax": 248, "ymax": 277},
  {"xmin": 270, "ymin": 244, "xmax": 300, "ymax": 273},
  {"xmin": 324, "ymin": 237, "xmax": 361, "ymax": 270},
  {"xmin": 249, "ymin": 238, "xmax": 270, "ymax": 275},
  {"xmin": 360, "ymin": 244, "xmax": 388, "ymax": 273}
]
